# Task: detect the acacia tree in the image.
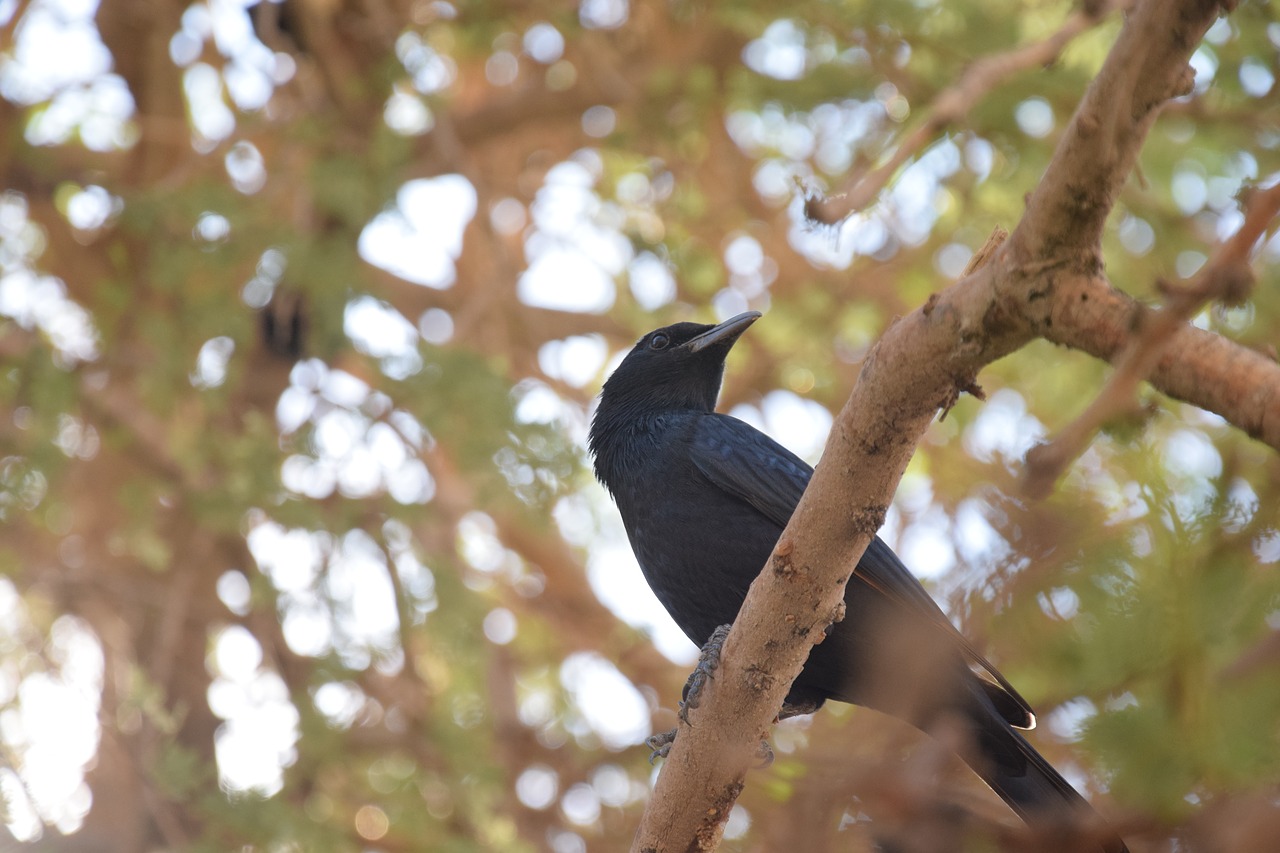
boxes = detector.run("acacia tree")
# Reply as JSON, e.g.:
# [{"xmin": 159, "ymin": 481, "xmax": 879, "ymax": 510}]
[
  {"xmin": 0, "ymin": 0, "xmax": 1278, "ymax": 852},
  {"xmin": 635, "ymin": 1, "xmax": 1280, "ymax": 848}
]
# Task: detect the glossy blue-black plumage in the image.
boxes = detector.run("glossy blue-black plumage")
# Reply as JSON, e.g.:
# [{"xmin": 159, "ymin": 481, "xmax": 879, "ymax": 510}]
[{"xmin": 589, "ymin": 314, "xmax": 1126, "ymax": 853}]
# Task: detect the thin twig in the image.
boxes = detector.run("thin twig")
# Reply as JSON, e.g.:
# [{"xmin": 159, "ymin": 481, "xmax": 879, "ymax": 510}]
[
  {"xmin": 1023, "ymin": 181, "xmax": 1280, "ymax": 498},
  {"xmin": 806, "ymin": 0, "xmax": 1125, "ymax": 225},
  {"xmin": 963, "ymin": 227, "xmax": 1010, "ymax": 277}
]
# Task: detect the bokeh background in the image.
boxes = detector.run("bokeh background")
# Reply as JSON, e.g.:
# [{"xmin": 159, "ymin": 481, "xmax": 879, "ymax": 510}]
[{"xmin": 2, "ymin": 0, "xmax": 1280, "ymax": 850}]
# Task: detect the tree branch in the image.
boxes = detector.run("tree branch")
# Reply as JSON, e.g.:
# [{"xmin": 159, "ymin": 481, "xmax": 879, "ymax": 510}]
[
  {"xmin": 1025, "ymin": 181, "xmax": 1280, "ymax": 496},
  {"xmin": 1010, "ymin": 0, "xmax": 1227, "ymax": 262},
  {"xmin": 1042, "ymin": 271, "xmax": 1280, "ymax": 448},
  {"xmin": 807, "ymin": 0, "xmax": 1126, "ymax": 225}
]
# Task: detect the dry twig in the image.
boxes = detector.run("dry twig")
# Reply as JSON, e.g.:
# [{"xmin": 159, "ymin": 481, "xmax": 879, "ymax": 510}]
[{"xmin": 806, "ymin": 0, "xmax": 1125, "ymax": 225}]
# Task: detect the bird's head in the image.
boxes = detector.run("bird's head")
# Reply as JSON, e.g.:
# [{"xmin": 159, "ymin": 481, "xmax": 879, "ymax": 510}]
[{"xmin": 591, "ymin": 311, "xmax": 760, "ymax": 435}]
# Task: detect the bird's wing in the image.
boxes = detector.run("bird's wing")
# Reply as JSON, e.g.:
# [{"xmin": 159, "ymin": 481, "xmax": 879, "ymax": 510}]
[
  {"xmin": 690, "ymin": 413, "xmax": 1035, "ymax": 730},
  {"xmin": 689, "ymin": 413, "xmax": 813, "ymax": 525},
  {"xmin": 860, "ymin": 537, "xmax": 1036, "ymax": 729}
]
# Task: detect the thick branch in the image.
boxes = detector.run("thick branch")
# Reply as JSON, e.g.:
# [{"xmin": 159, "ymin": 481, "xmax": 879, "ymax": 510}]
[
  {"xmin": 1012, "ymin": 0, "xmax": 1223, "ymax": 262},
  {"xmin": 1042, "ymin": 272, "xmax": 1280, "ymax": 449}
]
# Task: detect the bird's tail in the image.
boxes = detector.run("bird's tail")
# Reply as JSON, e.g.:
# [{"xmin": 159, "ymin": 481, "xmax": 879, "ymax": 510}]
[{"xmin": 973, "ymin": 721, "xmax": 1129, "ymax": 853}]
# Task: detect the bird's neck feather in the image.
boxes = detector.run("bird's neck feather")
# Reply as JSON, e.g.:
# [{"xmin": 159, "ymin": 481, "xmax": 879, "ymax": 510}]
[{"xmin": 589, "ymin": 396, "xmax": 695, "ymax": 494}]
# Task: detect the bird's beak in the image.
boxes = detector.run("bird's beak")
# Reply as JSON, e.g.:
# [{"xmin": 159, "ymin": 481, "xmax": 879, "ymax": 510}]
[{"xmin": 683, "ymin": 311, "xmax": 762, "ymax": 353}]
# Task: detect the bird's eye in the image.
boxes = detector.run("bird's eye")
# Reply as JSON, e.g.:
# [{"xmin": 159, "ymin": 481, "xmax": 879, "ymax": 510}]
[{"xmin": 649, "ymin": 333, "xmax": 670, "ymax": 350}]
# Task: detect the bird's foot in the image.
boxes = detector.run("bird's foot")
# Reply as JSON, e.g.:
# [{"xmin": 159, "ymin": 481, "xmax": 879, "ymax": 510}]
[
  {"xmin": 777, "ymin": 699, "xmax": 821, "ymax": 721},
  {"xmin": 678, "ymin": 623, "xmax": 732, "ymax": 726},
  {"xmin": 653, "ymin": 630, "xmax": 817, "ymax": 768},
  {"xmin": 750, "ymin": 700, "xmax": 820, "ymax": 768},
  {"xmin": 648, "ymin": 731, "xmax": 773, "ymax": 768},
  {"xmin": 646, "ymin": 728, "xmax": 677, "ymax": 763}
]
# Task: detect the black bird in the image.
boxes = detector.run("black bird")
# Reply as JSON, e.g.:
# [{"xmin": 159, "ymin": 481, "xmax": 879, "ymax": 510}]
[{"xmin": 589, "ymin": 312, "xmax": 1126, "ymax": 853}]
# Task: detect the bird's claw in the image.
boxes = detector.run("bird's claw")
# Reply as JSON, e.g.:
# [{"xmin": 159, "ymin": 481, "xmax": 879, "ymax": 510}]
[
  {"xmin": 648, "ymin": 729, "xmax": 773, "ymax": 769},
  {"xmin": 756, "ymin": 739, "xmax": 775, "ymax": 768},
  {"xmin": 649, "ymin": 625, "xmax": 734, "ymax": 764},
  {"xmin": 678, "ymin": 623, "xmax": 732, "ymax": 726},
  {"xmin": 646, "ymin": 729, "xmax": 677, "ymax": 763},
  {"xmin": 653, "ymin": 624, "xmax": 786, "ymax": 770},
  {"xmin": 778, "ymin": 699, "xmax": 821, "ymax": 721}
]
